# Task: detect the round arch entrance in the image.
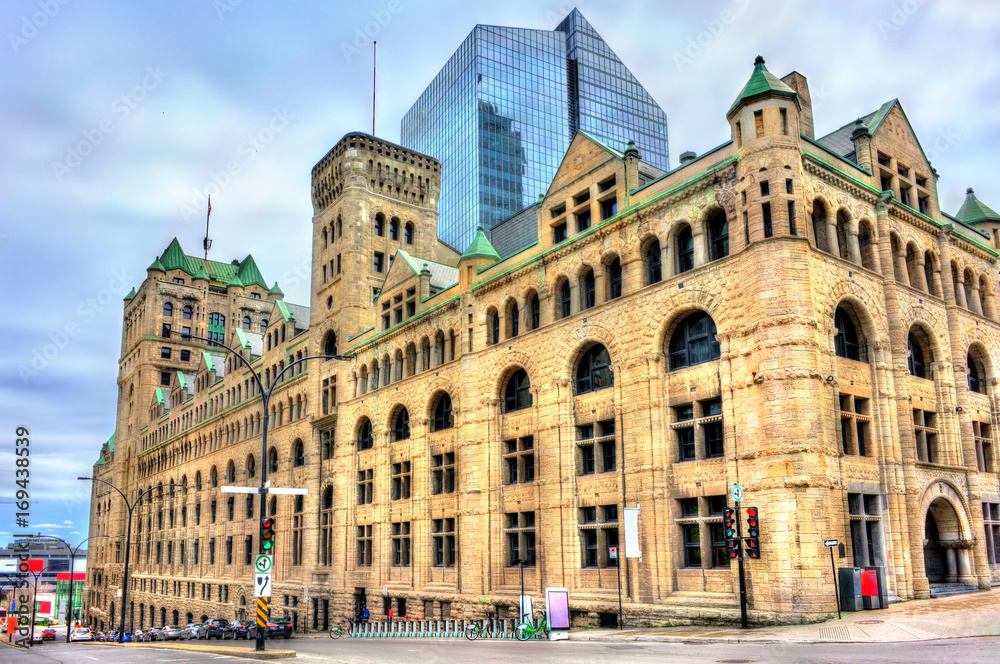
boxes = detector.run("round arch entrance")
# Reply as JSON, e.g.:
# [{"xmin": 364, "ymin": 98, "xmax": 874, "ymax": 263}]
[{"xmin": 923, "ymin": 496, "xmax": 975, "ymax": 584}]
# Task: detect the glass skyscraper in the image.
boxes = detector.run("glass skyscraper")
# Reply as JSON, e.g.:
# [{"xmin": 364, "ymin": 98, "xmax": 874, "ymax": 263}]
[{"xmin": 401, "ymin": 9, "xmax": 669, "ymax": 251}]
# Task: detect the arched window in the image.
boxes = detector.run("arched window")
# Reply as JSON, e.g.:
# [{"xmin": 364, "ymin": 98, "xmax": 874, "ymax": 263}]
[
  {"xmin": 390, "ymin": 218, "xmax": 399, "ymax": 240},
  {"xmin": 267, "ymin": 447, "xmax": 278, "ymax": 473},
  {"xmin": 677, "ymin": 226, "xmax": 694, "ymax": 273},
  {"xmin": 337, "ymin": 217, "xmax": 343, "ymax": 238},
  {"xmin": 560, "ymin": 279, "xmax": 571, "ymax": 318},
  {"xmin": 293, "ymin": 439, "xmax": 304, "ymax": 467},
  {"xmin": 357, "ymin": 418, "xmax": 373, "ymax": 450},
  {"xmin": 669, "ymin": 312, "xmax": 720, "ymax": 370},
  {"xmin": 608, "ymin": 258, "xmax": 622, "ymax": 299},
  {"xmin": 323, "ymin": 486, "xmax": 334, "ymax": 510},
  {"xmin": 489, "ymin": 309, "xmax": 500, "ymax": 344},
  {"xmin": 226, "ymin": 461, "xmax": 235, "ymax": 483},
  {"xmin": 529, "ymin": 293, "xmax": 540, "ymax": 330},
  {"xmin": 210, "ymin": 466, "xmax": 218, "ymax": 487},
  {"xmin": 392, "ymin": 408, "xmax": 410, "ymax": 441},
  {"xmin": 242, "ymin": 316, "xmax": 251, "ymax": 330},
  {"xmin": 582, "ymin": 268, "xmax": 596, "ymax": 309},
  {"xmin": 907, "ymin": 331, "xmax": 927, "ymax": 378},
  {"xmin": 646, "ymin": 239, "xmax": 662, "ymax": 284},
  {"xmin": 183, "ymin": 305, "xmax": 192, "ymax": 320},
  {"xmin": 709, "ymin": 211, "xmax": 729, "ymax": 260},
  {"xmin": 374, "ymin": 213, "xmax": 385, "ymax": 236},
  {"xmin": 504, "ymin": 369, "xmax": 532, "ymax": 412},
  {"xmin": 246, "ymin": 455, "xmax": 256, "ymax": 479},
  {"xmin": 269, "ymin": 496, "xmax": 277, "ymax": 516},
  {"xmin": 968, "ymin": 352, "xmax": 985, "ymax": 394},
  {"xmin": 576, "ymin": 344, "xmax": 614, "ymax": 394},
  {"xmin": 834, "ymin": 307, "xmax": 860, "ymax": 361},
  {"xmin": 163, "ymin": 302, "xmax": 173, "ymax": 316},
  {"xmin": 432, "ymin": 393, "xmax": 454, "ymax": 431},
  {"xmin": 260, "ymin": 319, "xmax": 268, "ymax": 333},
  {"xmin": 404, "ymin": 223, "xmax": 414, "ymax": 245},
  {"xmin": 324, "ymin": 331, "xmax": 338, "ymax": 358},
  {"xmin": 208, "ymin": 312, "xmax": 225, "ymax": 345},
  {"xmin": 195, "ymin": 472, "xmax": 202, "ymax": 491},
  {"xmin": 509, "ymin": 303, "xmax": 520, "ymax": 337}
]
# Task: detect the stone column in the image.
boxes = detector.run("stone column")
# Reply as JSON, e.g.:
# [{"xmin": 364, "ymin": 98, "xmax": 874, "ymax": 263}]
[
  {"xmin": 955, "ymin": 271, "xmax": 968, "ymax": 308},
  {"xmin": 894, "ymin": 244, "xmax": 909, "ymax": 287},
  {"xmin": 827, "ymin": 217, "xmax": 840, "ymax": 256},
  {"xmin": 847, "ymin": 218, "xmax": 861, "ymax": 264},
  {"xmin": 969, "ymin": 281, "xmax": 983, "ymax": 315},
  {"xmin": 692, "ymin": 228, "xmax": 707, "ymax": 267},
  {"xmin": 914, "ymin": 254, "xmax": 929, "ymax": 292},
  {"xmin": 415, "ymin": 346, "xmax": 425, "ymax": 374}
]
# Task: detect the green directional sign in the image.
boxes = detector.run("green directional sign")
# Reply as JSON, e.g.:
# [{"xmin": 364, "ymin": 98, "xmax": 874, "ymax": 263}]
[
  {"xmin": 731, "ymin": 484, "xmax": 744, "ymax": 503},
  {"xmin": 255, "ymin": 554, "xmax": 273, "ymax": 574}
]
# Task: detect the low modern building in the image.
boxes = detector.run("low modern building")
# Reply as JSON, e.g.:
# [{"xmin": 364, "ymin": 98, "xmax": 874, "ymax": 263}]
[{"xmin": 84, "ymin": 56, "xmax": 1000, "ymax": 632}]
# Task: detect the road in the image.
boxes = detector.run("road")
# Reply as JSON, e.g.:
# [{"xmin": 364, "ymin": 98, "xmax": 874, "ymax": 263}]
[{"xmin": 5, "ymin": 636, "xmax": 998, "ymax": 663}]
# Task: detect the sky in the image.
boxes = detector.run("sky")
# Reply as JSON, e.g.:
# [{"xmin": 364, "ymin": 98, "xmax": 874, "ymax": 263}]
[{"xmin": 1, "ymin": 0, "xmax": 999, "ymax": 550}]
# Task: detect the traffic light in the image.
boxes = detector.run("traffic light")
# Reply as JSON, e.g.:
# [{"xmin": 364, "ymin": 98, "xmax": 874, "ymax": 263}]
[
  {"xmin": 723, "ymin": 507, "xmax": 737, "ymax": 538},
  {"xmin": 260, "ymin": 517, "xmax": 276, "ymax": 552},
  {"xmin": 727, "ymin": 538, "xmax": 741, "ymax": 559},
  {"xmin": 744, "ymin": 506, "xmax": 760, "ymax": 559}
]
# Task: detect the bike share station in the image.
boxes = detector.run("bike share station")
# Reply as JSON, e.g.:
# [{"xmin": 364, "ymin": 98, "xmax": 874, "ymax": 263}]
[{"xmin": 825, "ymin": 539, "xmax": 888, "ymax": 615}]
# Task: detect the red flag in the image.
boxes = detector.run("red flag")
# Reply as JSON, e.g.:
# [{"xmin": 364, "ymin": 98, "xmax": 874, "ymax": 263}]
[{"xmin": 207, "ymin": 195, "xmax": 212, "ymax": 221}]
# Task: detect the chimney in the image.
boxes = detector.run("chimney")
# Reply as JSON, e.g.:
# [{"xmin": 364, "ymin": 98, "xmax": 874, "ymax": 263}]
[{"xmin": 780, "ymin": 71, "xmax": 813, "ymax": 139}]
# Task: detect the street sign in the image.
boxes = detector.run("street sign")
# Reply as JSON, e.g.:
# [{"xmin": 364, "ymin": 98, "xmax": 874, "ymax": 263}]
[
  {"xmin": 823, "ymin": 539, "xmax": 839, "ymax": 547},
  {"xmin": 608, "ymin": 546, "xmax": 618, "ymax": 559},
  {"xmin": 255, "ymin": 554, "xmax": 273, "ymax": 573},
  {"xmin": 254, "ymin": 573, "xmax": 272, "ymax": 598},
  {"xmin": 731, "ymin": 484, "xmax": 744, "ymax": 503}
]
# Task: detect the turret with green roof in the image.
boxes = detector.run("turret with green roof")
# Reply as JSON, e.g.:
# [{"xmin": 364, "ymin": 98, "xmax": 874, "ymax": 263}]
[
  {"xmin": 727, "ymin": 55, "xmax": 800, "ymax": 118},
  {"xmin": 459, "ymin": 226, "xmax": 501, "ymax": 263},
  {"xmin": 954, "ymin": 187, "xmax": 1000, "ymax": 225}
]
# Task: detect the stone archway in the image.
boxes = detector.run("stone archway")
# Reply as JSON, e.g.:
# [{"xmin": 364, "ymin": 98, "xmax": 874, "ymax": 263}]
[{"xmin": 923, "ymin": 497, "xmax": 975, "ymax": 584}]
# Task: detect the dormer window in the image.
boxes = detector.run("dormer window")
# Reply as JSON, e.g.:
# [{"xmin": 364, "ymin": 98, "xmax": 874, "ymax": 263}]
[
  {"xmin": 251, "ymin": 292, "xmax": 261, "ymax": 299},
  {"xmin": 172, "ymin": 277, "xmax": 185, "ymax": 284}
]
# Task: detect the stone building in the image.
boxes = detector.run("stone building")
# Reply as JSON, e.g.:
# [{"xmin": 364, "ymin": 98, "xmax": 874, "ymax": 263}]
[{"xmin": 84, "ymin": 57, "xmax": 1000, "ymax": 632}]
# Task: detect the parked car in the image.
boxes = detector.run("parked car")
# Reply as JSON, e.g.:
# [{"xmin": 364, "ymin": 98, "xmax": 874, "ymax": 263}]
[
  {"xmin": 142, "ymin": 627, "xmax": 160, "ymax": 642},
  {"xmin": 70, "ymin": 627, "xmax": 93, "ymax": 642},
  {"xmin": 132, "ymin": 629, "xmax": 146, "ymax": 641},
  {"xmin": 95, "ymin": 631, "xmax": 105, "ymax": 641},
  {"xmin": 230, "ymin": 620, "xmax": 257, "ymax": 640},
  {"xmin": 41, "ymin": 628, "xmax": 56, "ymax": 641},
  {"xmin": 122, "ymin": 632, "xmax": 132, "ymax": 642},
  {"xmin": 266, "ymin": 617, "xmax": 293, "ymax": 639},
  {"xmin": 105, "ymin": 630, "xmax": 118, "ymax": 642},
  {"xmin": 199, "ymin": 619, "xmax": 233, "ymax": 640},
  {"xmin": 158, "ymin": 625, "xmax": 183, "ymax": 640},
  {"xmin": 181, "ymin": 623, "xmax": 202, "ymax": 640}
]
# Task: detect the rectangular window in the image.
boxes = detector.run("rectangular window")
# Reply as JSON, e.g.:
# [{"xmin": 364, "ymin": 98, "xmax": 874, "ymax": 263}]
[
  {"xmin": 431, "ymin": 452, "xmax": 455, "ymax": 494},
  {"xmin": 599, "ymin": 175, "xmax": 616, "ymax": 192},
  {"xmin": 553, "ymin": 222, "xmax": 567, "ymax": 243},
  {"xmin": 913, "ymin": 409, "xmax": 938, "ymax": 463},
  {"xmin": 579, "ymin": 504, "xmax": 619, "ymax": 568},
  {"xmin": 160, "ymin": 371, "xmax": 171, "ymax": 386},
  {"xmin": 974, "ymin": 421, "xmax": 993, "ymax": 472},
  {"xmin": 180, "ymin": 349, "xmax": 190, "ymax": 362},
  {"xmin": 576, "ymin": 209, "xmax": 591, "ymax": 233},
  {"xmin": 432, "ymin": 518, "xmax": 456, "ymax": 567},
  {"xmin": 356, "ymin": 524, "xmax": 372, "ymax": 566},
  {"xmin": 683, "ymin": 524, "xmax": 702, "ymax": 567},
  {"xmin": 754, "ymin": 110, "xmax": 764, "ymax": 138},
  {"xmin": 390, "ymin": 461, "xmax": 411, "ymax": 500},
  {"xmin": 225, "ymin": 537, "xmax": 233, "ymax": 565},
  {"xmin": 574, "ymin": 190, "xmax": 590, "ymax": 206},
  {"xmin": 172, "ymin": 277, "xmax": 185, "ymax": 284},
  {"xmin": 762, "ymin": 203, "xmax": 772, "ymax": 238},
  {"xmin": 161, "ymin": 347, "xmax": 171, "ymax": 359},
  {"xmin": 780, "ymin": 107, "xmax": 788, "ymax": 135},
  {"xmin": 788, "ymin": 201, "xmax": 796, "ymax": 235},
  {"xmin": 760, "ymin": 181, "xmax": 770, "ymax": 196},
  {"xmin": 357, "ymin": 469, "xmax": 374, "ymax": 505},
  {"xmin": 785, "ymin": 179, "xmax": 793, "ymax": 194},
  {"xmin": 848, "ymin": 493, "xmax": 885, "ymax": 567},
  {"xmin": 600, "ymin": 197, "xmax": 617, "ymax": 220},
  {"xmin": 373, "ymin": 252, "xmax": 384, "ymax": 273},
  {"xmin": 209, "ymin": 538, "xmax": 216, "ymax": 564},
  {"xmin": 391, "ymin": 522, "xmax": 411, "ymax": 567},
  {"xmin": 551, "ymin": 203, "xmax": 566, "ymax": 218},
  {"xmin": 504, "ymin": 436, "xmax": 535, "ymax": 484},
  {"xmin": 983, "ymin": 503, "xmax": 1000, "ymax": 564},
  {"xmin": 336, "ymin": 254, "xmax": 341, "ymax": 274},
  {"xmin": 161, "ymin": 323, "xmax": 171, "ymax": 338},
  {"xmin": 580, "ymin": 444, "xmax": 595, "ymax": 475},
  {"xmin": 505, "ymin": 511, "xmax": 536, "ymax": 566}
]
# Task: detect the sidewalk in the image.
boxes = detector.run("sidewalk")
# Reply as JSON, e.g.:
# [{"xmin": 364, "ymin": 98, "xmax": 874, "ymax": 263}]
[{"xmin": 569, "ymin": 588, "xmax": 1000, "ymax": 644}]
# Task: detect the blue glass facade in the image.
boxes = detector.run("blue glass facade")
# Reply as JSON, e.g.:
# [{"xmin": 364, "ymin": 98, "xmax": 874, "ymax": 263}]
[{"xmin": 401, "ymin": 10, "xmax": 669, "ymax": 252}]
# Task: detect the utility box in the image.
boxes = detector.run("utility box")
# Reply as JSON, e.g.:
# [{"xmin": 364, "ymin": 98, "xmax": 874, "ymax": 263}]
[
  {"xmin": 861, "ymin": 566, "xmax": 887, "ymax": 610},
  {"xmin": 838, "ymin": 567, "xmax": 864, "ymax": 612}
]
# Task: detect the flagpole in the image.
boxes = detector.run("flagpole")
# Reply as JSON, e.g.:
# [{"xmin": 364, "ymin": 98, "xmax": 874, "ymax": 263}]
[{"xmin": 372, "ymin": 41, "xmax": 377, "ymax": 136}]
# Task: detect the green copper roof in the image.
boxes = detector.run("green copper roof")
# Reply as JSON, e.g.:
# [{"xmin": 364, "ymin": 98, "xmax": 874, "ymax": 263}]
[
  {"xmin": 202, "ymin": 352, "xmax": 218, "ymax": 373},
  {"xmin": 107, "ymin": 431, "xmax": 116, "ymax": 453},
  {"xmin": 228, "ymin": 274, "xmax": 245, "ymax": 288},
  {"xmin": 460, "ymin": 226, "xmax": 501, "ymax": 262},
  {"xmin": 235, "ymin": 327, "xmax": 250, "ymax": 348},
  {"xmin": 160, "ymin": 237, "xmax": 192, "ymax": 272},
  {"xmin": 192, "ymin": 264, "xmax": 210, "ymax": 281},
  {"xmin": 124, "ymin": 287, "xmax": 136, "ymax": 301},
  {"xmin": 147, "ymin": 257, "xmax": 166, "ymax": 272},
  {"xmin": 954, "ymin": 187, "xmax": 1000, "ymax": 225},
  {"xmin": 176, "ymin": 370, "xmax": 187, "ymax": 391},
  {"xmin": 276, "ymin": 299, "xmax": 292, "ymax": 321},
  {"xmin": 236, "ymin": 254, "xmax": 268, "ymax": 289},
  {"xmin": 268, "ymin": 281, "xmax": 283, "ymax": 296},
  {"xmin": 154, "ymin": 388, "xmax": 165, "ymax": 405},
  {"xmin": 727, "ymin": 55, "xmax": 799, "ymax": 116}
]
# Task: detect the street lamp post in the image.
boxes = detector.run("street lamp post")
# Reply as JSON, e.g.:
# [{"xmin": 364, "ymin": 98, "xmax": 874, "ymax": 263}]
[
  {"xmin": 77, "ymin": 478, "xmax": 186, "ymax": 643},
  {"xmin": 176, "ymin": 330, "xmax": 352, "ymax": 652},
  {"xmin": 22, "ymin": 534, "xmax": 105, "ymax": 643},
  {"xmin": 516, "ymin": 559, "xmax": 527, "ymax": 625}
]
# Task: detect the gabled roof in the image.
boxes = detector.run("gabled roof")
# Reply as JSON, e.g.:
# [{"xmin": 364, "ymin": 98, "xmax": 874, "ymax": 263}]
[
  {"xmin": 236, "ymin": 254, "xmax": 268, "ymax": 290},
  {"xmin": 201, "ymin": 352, "xmax": 227, "ymax": 378},
  {"xmin": 460, "ymin": 226, "xmax": 502, "ymax": 262},
  {"xmin": 147, "ymin": 238, "xmax": 270, "ymax": 289},
  {"xmin": 236, "ymin": 328, "xmax": 264, "ymax": 359},
  {"xmin": 284, "ymin": 303, "xmax": 311, "ymax": 331},
  {"xmin": 727, "ymin": 55, "xmax": 799, "ymax": 116},
  {"xmin": 106, "ymin": 431, "xmax": 115, "ymax": 453},
  {"xmin": 954, "ymin": 187, "xmax": 1000, "ymax": 225},
  {"xmin": 545, "ymin": 131, "xmax": 624, "ymax": 198},
  {"xmin": 160, "ymin": 237, "xmax": 192, "ymax": 272},
  {"xmin": 816, "ymin": 100, "xmax": 893, "ymax": 161},
  {"xmin": 394, "ymin": 250, "xmax": 459, "ymax": 292}
]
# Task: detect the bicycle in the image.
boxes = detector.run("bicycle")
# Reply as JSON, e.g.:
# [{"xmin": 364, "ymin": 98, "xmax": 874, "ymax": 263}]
[
  {"xmin": 329, "ymin": 619, "xmax": 356, "ymax": 639},
  {"xmin": 465, "ymin": 612, "xmax": 497, "ymax": 640},
  {"xmin": 514, "ymin": 615, "xmax": 548, "ymax": 641}
]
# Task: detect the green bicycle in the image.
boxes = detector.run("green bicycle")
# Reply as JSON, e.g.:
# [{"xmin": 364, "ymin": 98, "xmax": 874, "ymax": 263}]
[{"xmin": 514, "ymin": 616, "xmax": 549, "ymax": 641}]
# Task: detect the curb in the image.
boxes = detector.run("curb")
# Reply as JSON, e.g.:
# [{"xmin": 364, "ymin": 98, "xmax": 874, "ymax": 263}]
[{"xmin": 77, "ymin": 641, "xmax": 297, "ymax": 659}]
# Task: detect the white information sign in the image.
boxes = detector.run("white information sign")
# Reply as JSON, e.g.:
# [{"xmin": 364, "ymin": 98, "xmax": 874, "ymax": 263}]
[
  {"xmin": 608, "ymin": 546, "xmax": 618, "ymax": 559},
  {"xmin": 254, "ymin": 573, "xmax": 272, "ymax": 598},
  {"xmin": 731, "ymin": 484, "xmax": 744, "ymax": 503},
  {"xmin": 624, "ymin": 506, "xmax": 641, "ymax": 559}
]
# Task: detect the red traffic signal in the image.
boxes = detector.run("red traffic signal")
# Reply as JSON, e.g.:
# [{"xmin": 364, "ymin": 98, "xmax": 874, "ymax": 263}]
[
  {"xmin": 724, "ymin": 507, "xmax": 737, "ymax": 539},
  {"xmin": 727, "ymin": 538, "xmax": 741, "ymax": 558},
  {"xmin": 744, "ymin": 537, "xmax": 761, "ymax": 558},
  {"xmin": 260, "ymin": 517, "xmax": 276, "ymax": 551},
  {"xmin": 745, "ymin": 506, "xmax": 759, "ymax": 538}
]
